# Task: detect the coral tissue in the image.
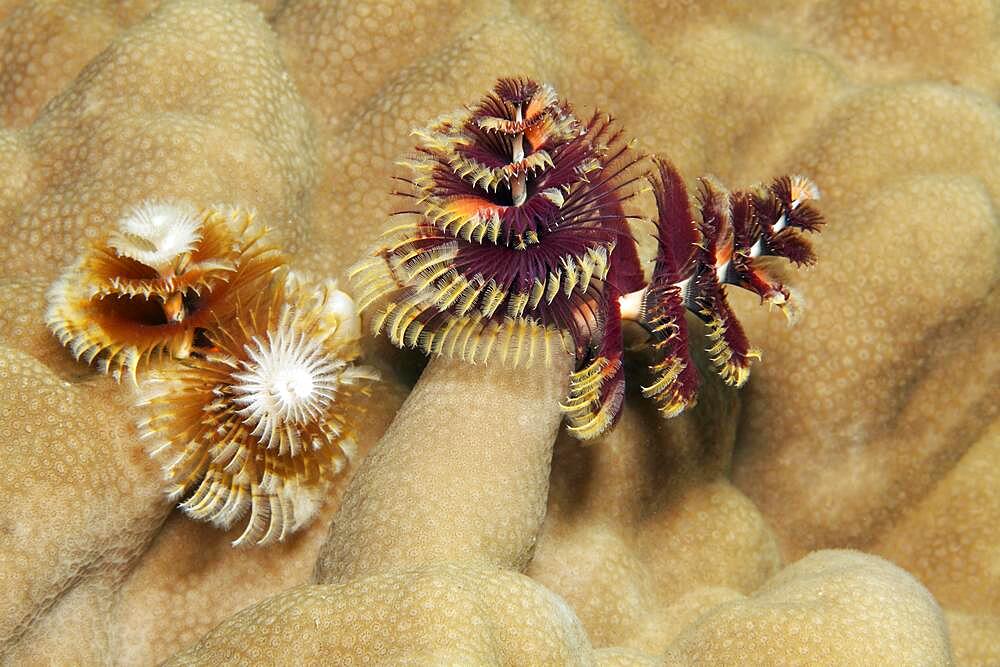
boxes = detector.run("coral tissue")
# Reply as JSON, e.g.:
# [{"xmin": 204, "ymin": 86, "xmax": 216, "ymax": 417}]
[{"xmin": 352, "ymin": 78, "xmax": 824, "ymax": 439}]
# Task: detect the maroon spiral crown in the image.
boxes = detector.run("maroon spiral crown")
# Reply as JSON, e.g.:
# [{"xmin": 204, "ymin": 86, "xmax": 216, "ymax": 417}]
[
  {"xmin": 637, "ymin": 159, "xmax": 822, "ymax": 417},
  {"xmin": 351, "ymin": 78, "xmax": 824, "ymax": 440}
]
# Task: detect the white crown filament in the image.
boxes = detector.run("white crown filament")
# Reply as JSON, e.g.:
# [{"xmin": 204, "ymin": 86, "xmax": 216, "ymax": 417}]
[
  {"xmin": 231, "ymin": 322, "xmax": 346, "ymax": 456},
  {"xmin": 107, "ymin": 201, "xmax": 203, "ymax": 274}
]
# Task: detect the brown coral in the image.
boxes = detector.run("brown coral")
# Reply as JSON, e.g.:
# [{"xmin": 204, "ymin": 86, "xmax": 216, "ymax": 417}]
[{"xmin": 0, "ymin": 0, "xmax": 996, "ymax": 663}]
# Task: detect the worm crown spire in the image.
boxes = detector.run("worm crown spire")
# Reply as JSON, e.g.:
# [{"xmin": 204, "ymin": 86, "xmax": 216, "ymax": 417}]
[
  {"xmin": 350, "ymin": 77, "xmax": 645, "ymax": 372},
  {"xmin": 106, "ymin": 201, "xmax": 203, "ymax": 274},
  {"xmin": 352, "ymin": 77, "xmax": 825, "ymax": 440},
  {"xmin": 139, "ymin": 277, "xmax": 377, "ymax": 547},
  {"xmin": 231, "ymin": 303, "xmax": 356, "ymax": 454},
  {"xmin": 46, "ymin": 202, "xmax": 286, "ymax": 381},
  {"xmin": 637, "ymin": 159, "xmax": 824, "ymax": 417}
]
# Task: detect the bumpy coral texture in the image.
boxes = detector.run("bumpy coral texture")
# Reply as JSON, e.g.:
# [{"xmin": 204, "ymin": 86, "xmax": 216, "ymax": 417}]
[{"xmin": 0, "ymin": 0, "xmax": 996, "ymax": 664}]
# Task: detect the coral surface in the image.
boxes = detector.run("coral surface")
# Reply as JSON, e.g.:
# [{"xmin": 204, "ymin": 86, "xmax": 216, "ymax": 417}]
[{"xmin": 0, "ymin": 0, "xmax": 996, "ymax": 664}]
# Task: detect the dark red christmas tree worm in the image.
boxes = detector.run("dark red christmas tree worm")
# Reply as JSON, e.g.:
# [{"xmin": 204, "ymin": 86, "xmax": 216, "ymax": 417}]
[
  {"xmin": 351, "ymin": 78, "xmax": 824, "ymax": 440},
  {"xmin": 633, "ymin": 159, "xmax": 823, "ymax": 416},
  {"xmin": 350, "ymin": 78, "xmax": 646, "ymax": 438}
]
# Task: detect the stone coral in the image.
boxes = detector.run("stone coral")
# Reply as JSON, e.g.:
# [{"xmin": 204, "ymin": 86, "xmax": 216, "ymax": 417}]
[
  {"xmin": 0, "ymin": 0, "xmax": 996, "ymax": 664},
  {"xmin": 170, "ymin": 359, "xmax": 951, "ymax": 665}
]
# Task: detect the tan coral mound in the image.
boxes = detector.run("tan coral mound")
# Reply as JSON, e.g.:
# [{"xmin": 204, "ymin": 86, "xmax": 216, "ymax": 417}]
[
  {"xmin": 0, "ymin": 0, "xmax": 996, "ymax": 664},
  {"xmin": 172, "ymin": 360, "xmax": 950, "ymax": 665},
  {"xmin": 174, "ymin": 556, "xmax": 949, "ymax": 666}
]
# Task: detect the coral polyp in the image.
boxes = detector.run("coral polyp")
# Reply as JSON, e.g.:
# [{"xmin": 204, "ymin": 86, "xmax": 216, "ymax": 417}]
[
  {"xmin": 138, "ymin": 278, "xmax": 377, "ymax": 546},
  {"xmin": 353, "ymin": 77, "xmax": 825, "ymax": 440},
  {"xmin": 46, "ymin": 202, "xmax": 285, "ymax": 380}
]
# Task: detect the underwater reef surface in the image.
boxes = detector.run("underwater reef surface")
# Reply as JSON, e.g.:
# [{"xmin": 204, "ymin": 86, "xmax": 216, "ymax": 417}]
[{"xmin": 0, "ymin": 0, "xmax": 996, "ymax": 664}]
